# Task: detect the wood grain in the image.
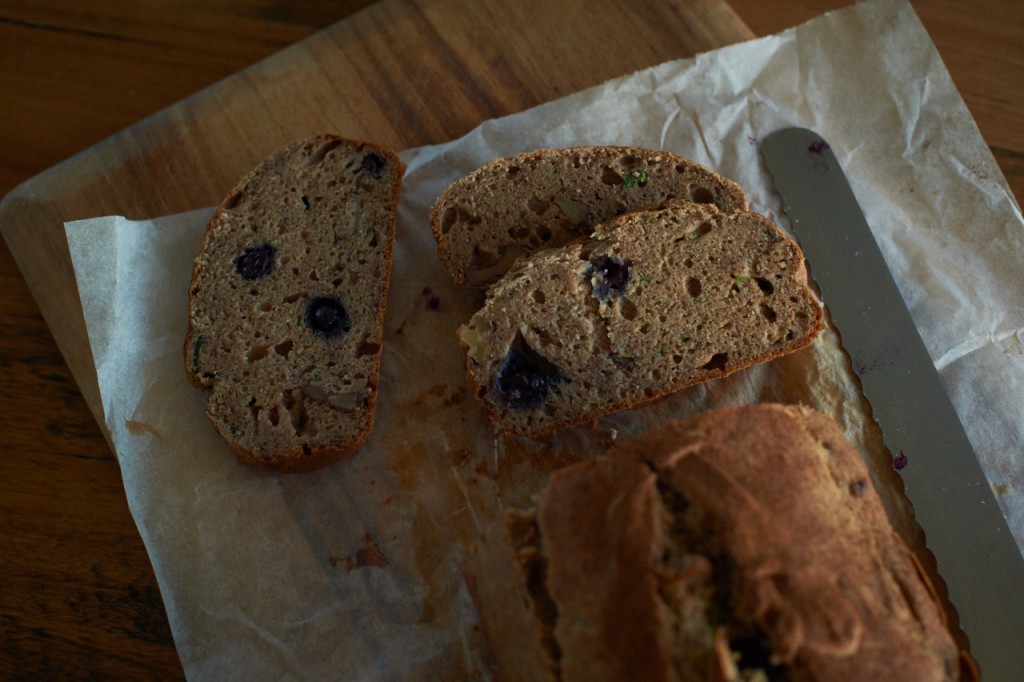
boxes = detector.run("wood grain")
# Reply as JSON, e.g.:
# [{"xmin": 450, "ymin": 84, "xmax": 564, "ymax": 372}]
[
  {"xmin": 0, "ymin": 0, "xmax": 1019, "ymax": 678},
  {"xmin": 0, "ymin": 0, "xmax": 751, "ymax": 677}
]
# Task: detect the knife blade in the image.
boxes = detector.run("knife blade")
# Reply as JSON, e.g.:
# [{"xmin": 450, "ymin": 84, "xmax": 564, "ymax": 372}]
[{"xmin": 761, "ymin": 127, "xmax": 1024, "ymax": 678}]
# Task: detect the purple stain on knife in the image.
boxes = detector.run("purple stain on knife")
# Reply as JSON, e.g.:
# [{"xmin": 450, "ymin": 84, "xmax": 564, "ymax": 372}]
[
  {"xmin": 893, "ymin": 450, "xmax": 909, "ymax": 470},
  {"xmin": 808, "ymin": 140, "xmax": 831, "ymax": 154}
]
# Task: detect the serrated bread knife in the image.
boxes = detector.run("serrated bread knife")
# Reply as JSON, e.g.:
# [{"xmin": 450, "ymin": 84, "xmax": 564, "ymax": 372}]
[{"xmin": 761, "ymin": 127, "xmax": 1024, "ymax": 679}]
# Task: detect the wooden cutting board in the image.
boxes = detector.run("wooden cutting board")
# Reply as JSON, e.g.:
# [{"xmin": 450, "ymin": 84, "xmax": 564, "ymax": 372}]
[{"xmin": 0, "ymin": 0, "xmax": 753, "ymax": 439}]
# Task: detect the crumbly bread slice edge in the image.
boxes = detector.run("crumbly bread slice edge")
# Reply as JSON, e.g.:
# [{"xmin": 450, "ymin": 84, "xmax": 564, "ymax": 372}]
[{"xmin": 182, "ymin": 135, "xmax": 406, "ymax": 472}]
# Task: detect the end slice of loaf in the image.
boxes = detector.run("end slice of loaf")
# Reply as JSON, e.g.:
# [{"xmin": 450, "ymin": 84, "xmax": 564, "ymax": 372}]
[
  {"xmin": 430, "ymin": 146, "xmax": 748, "ymax": 288},
  {"xmin": 467, "ymin": 404, "xmax": 966, "ymax": 681},
  {"xmin": 458, "ymin": 201, "xmax": 823, "ymax": 437},
  {"xmin": 184, "ymin": 135, "xmax": 405, "ymax": 472}
]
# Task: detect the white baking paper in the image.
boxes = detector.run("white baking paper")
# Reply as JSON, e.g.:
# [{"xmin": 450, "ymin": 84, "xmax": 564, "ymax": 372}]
[{"xmin": 66, "ymin": 0, "xmax": 1024, "ymax": 678}]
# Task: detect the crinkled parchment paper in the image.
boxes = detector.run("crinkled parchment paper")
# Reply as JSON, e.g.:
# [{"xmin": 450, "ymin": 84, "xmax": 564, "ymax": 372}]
[{"xmin": 65, "ymin": 0, "xmax": 1024, "ymax": 678}]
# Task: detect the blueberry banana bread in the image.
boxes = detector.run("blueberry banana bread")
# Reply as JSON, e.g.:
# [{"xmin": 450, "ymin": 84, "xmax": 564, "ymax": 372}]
[
  {"xmin": 466, "ymin": 404, "xmax": 972, "ymax": 681},
  {"xmin": 458, "ymin": 201, "xmax": 823, "ymax": 437},
  {"xmin": 184, "ymin": 135, "xmax": 404, "ymax": 472},
  {"xmin": 430, "ymin": 146, "xmax": 748, "ymax": 288}
]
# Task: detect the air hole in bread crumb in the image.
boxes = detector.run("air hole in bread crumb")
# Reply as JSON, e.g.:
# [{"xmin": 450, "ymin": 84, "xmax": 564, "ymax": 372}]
[
  {"xmin": 268, "ymin": 405, "xmax": 280, "ymax": 426},
  {"xmin": 756, "ymin": 277, "xmax": 775, "ymax": 294},
  {"xmin": 691, "ymin": 221, "xmax": 713, "ymax": 239},
  {"xmin": 621, "ymin": 299, "xmax": 639, "ymax": 321},
  {"xmin": 247, "ymin": 345, "xmax": 269, "ymax": 363},
  {"xmin": 686, "ymin": 277, "xmax": 702, "ymax": 298},
  {"xmin": 691, "ymin": 187, "xmax": 715, "ymax": 204},
  {"xmin": 506, "ymin": 165, "xmax": 521, "ymax": 177},
  {"xmin": 759, "ymin": 304, "xmax": 778, "ymax": 323},
  {"xmin": 538, "ymin": 226, "xmax": 552, "ymax": 242},
  {"xmin": 357, "ymin": 342, "xmax": 381, "ymax": 357},
  {"xmin": 684, "ymin": 257, "xmax": 694, "ymax": 268},
  {"xmin": 282, "ymin": 391, "xmax": 309, "ymax": 435},
  {"xmin": 601, "ymin": 166, "xmax": 623, "ymax": 185},
  {"xmin": 308, "ymin": 139, "xmax": 344, "ymax": 165},
  {"xmin": 283, "ymin": 292, "xmax": 302, "ymax": 304},
  {"xmin": 672, "ymin": 354, "xmax": 683, "ymax": 364},
  {"xmin": 275, "ymin": 340, "xmax": 294, "ymax": 358},
  {"xmin": 440, "ymin": 207, "xmax": 458, "ymax": 235},
  {"xmin": 260, "ymin": 301, "xmax": 273, "ymax": 312},
  {"xmin": 702, "ymin": 353, "xmax": 729, "ymax": 371},
  {"xmin": 528, "ymin": 197, "xmax": 549, "ymax": 216},
  {"xmin": 222, "ymin": 191, "xmax": 243, "ymax": 210},
  {"xmin": 532, "ymin": 290, "xmax": 546, "ymax": 305}
]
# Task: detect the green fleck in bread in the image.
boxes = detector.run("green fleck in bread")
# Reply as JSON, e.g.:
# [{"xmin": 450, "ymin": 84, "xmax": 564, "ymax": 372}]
[
  {"xmin": 184, "ymin": 135, "xmax": 404, "ymax": 472},
  {"xmin": 466, "ymin": 404, "xmax": 969, "ymax": 681},
  {"xmin": 430, "ymin": 146, "xmax": 748, "ymax": 288},
  {"xmin": 458, "ymin": 201, "xmax": 823, "ymax": 437}
]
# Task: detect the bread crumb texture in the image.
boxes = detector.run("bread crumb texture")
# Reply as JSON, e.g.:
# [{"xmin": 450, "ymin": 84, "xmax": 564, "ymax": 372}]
[
  {"xmin": 460, "ymin": 202, "xmax": 824, "ymax": 437},
  {"xmin": 184, "ymin": 135, "xmax": 404, "ymax": 471},
  {"xmin": 431, "ymin": 146, "xmax": 748, "ymax": 287},
  {"xmin": 468, "ymin": 404, "xmax": 965, "ymax": 681}
]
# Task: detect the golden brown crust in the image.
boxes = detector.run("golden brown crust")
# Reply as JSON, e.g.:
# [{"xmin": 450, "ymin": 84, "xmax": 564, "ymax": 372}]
[
  {"xmin": 467, "ymin": 404, "xmax": 965, "ymax": 681},
  {"xmin": 430, "ymin": 146, "xmax": 748, "ymax": 288},
  {"xmin": 183, "ymin": 135, "xmax": 405, "ymax": 472}
]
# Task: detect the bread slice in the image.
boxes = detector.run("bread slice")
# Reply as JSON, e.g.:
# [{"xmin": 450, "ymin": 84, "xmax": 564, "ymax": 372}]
[
  {"xmin": 466, "ymin": 404, "xmax": 967, "ymax": 681},
  {"xmin": 458, "ymin": 201, "xmax": 823, "ymax": 437},
  {"xmin": 184, "ymin": 135, "xmax": 405, "ymax": 472},
  {"xmin": 430, "ymin": 146, "xmax": 748, "ymax": 288}
]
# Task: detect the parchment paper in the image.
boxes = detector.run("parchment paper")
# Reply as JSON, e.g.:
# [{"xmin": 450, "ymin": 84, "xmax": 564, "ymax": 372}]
[{"xmin": 65, "ymin": 0, "xmax": 1024, "ymax": 678}]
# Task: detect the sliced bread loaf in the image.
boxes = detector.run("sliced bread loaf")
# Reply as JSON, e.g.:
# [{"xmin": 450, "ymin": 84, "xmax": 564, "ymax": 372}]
[
  {"xmin": 430, "ymin": 146, "xmax": 748, "ymax": 287},
  {"xmin": 458, "ymin": 201, "xmax": 823, "ymax": 437},
  {"xmin": 466, "ymin": 404, "xmax": 967, "ymax": 681},
  {"xmin": 184, "ymin": 135, "xmax": 404, "ymax": 472}
]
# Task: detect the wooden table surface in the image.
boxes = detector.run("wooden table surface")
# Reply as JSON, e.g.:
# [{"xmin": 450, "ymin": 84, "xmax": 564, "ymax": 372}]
[{"xmin": 1, "ymin": 0, "xmax": 1020, "ymax": 677}]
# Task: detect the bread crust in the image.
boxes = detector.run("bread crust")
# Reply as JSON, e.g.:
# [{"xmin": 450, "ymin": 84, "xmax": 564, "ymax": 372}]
[
  {"xmin": 184, "ymin": 135, "xmax": 405, "ymax": 472},
  {"xmin": 467, "ymin": 404, "xmax": 967, "ymax": 681}
]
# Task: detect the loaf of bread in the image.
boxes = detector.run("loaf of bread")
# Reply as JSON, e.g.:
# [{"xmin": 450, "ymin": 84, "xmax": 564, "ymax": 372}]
[
  {"xmin": 458, "ymin": 201, "xmax": 823, "ymax": 437},
  {"xmin": 430, "ymin": 146, "xmax": 748, "ymax": 287},
  {"xmin": 184, "ymin": 135, "xmax": 404, "ymax": 472},
  {"xmin": 466, "ymin": 404, "xmax": 970, "ymax": 681}
]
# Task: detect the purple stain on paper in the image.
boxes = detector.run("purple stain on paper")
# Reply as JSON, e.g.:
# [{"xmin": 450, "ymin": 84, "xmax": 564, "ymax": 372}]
[{"xmin": 893, "ymin": 450, "xmax": 909, "ymax": 470}]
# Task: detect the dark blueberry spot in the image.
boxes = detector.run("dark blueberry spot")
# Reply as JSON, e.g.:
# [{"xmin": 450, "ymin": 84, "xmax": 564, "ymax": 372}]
[
  {"xmin": 495, "ymin": 335, "xmax": 562, "ymax": 410},
  {"xmin": 359, "ymin": 153, "xmax": 388, "ymax": 178},
  {"xmin": 305, "ymin": 297, "xmax": 351, "ymax": 338},
  {"xmin": 893, "ymin": 451, "xmax": 909, "ymax": 470},
  {"xmin": 590, "ymin": 256, "xmax": 630, "ymax": 299},
  {"xmin": 234, "ymin": 243, "xmax": 276, "ymax": 280},
  {"xmin": 808, "ymin": 140, "xmax": 831, "ymax": 154}
]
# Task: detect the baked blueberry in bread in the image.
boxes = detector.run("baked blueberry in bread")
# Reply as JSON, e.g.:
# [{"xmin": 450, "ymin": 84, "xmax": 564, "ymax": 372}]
[
  {"xmin": 184, "ymin": 135, "xmax": 404, "ymax": 472},
  {"xmin": 458, "ymin": 201, "xmax": 823, "ymax": 437},
  {"xmin": 430, "ymin": 146, "xmax": 748, "ymax": 288},
  {"xmin": 466, "ymin": 404, "xmax": 972, "ymax": 681}
]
